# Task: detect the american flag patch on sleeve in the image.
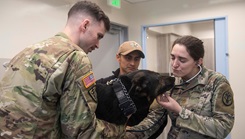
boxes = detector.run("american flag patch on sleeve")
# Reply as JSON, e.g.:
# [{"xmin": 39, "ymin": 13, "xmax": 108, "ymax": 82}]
[{"xmin": 82, "ymin": 71, "xmax": 96, "ymax": 88}]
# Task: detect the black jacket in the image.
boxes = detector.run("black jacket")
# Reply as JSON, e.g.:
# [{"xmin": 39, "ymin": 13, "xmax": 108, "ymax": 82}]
[{"xmin": 96, "ymin": 68, "xmax": 120, "ymax": 84}]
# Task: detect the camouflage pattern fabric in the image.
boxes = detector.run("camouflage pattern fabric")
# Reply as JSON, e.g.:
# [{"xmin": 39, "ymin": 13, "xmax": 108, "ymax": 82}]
[
  {"xmin": 167, "ymin": 66, "xmax": 234, "ymax": 139},
  {"xmin": 124, "ymin": 100, "xmax": 168, "ymax": 138},
  {"xmin": 0, "ymin": 32, "xmax": 125, "ymax": 139},
  {"xmin": 124, "ymin": 66, "xmax": 234, "ymax": 139}
]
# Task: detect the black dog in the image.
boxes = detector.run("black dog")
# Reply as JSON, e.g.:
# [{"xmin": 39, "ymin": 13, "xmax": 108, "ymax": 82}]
[{"xmin": 95, "ymin": 70, "xmax": 175, "ymax": 125}]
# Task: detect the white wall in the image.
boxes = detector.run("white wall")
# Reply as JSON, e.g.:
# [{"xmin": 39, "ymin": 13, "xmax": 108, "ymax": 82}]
[
  {"xmin": 0, "ymin": 0, "xmax": 69, "ymax": 58},
  {"xmin": 0, "ymin": 0, "xmax": 131, "ymax": 59},
  {"xmin": 0, "ymin": 0, "xmax": 244, "ymax": 138}
]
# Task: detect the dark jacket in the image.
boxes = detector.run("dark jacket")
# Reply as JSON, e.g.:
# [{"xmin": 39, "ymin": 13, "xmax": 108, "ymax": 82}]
[{"xmin": 96, "ymin": 68, "xmax": 120, "ymax": 84}]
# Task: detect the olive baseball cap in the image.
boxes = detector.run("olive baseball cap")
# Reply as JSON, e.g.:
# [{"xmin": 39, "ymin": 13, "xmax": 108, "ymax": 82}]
[{"xmin": 117, "ymin": 41, "xmax": 145, "ymax": 58}]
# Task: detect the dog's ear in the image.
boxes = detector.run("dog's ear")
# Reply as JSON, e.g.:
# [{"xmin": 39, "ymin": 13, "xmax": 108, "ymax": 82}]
[
  {"xmin": 130, "ymin": 71, "xmax": 154, "ymax": 99},
  {"xmin": 131, "ymin": 71, "xmax": 149, "ymax": 90}
]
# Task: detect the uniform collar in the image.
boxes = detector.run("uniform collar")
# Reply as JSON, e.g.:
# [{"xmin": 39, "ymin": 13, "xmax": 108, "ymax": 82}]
[
  {"xmin": 112, "ymin": 68, "xmax": 120, "ymax": 77},
  {"xmin": 55, "ymin": 32, "xmax": 83, "ymax": 52},
  {"xmin": 174, "ymin": 66, "xmax": 209, "ymax": 90},
  {"xmin": 55, "ymin": 32, "xmax": 70, "ymax": 39}
]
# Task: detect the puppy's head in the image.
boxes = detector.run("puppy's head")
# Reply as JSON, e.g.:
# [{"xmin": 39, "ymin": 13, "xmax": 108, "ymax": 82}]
[{"xmin": 120, "ymin": 70, "xmax": 175, "ymax": 103}]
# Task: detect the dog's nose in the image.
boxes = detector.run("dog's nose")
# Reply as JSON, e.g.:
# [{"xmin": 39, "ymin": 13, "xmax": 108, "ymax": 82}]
[
  {"xmin": 170, "ymin": 76, "xmax": 175, "ymax": 83},
  {"xmin": 165, "ymin": 76, "xmax": 175, "ymax": 83}
]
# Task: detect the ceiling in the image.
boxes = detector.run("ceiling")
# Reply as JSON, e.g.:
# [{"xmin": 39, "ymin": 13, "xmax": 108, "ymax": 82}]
[
  {"xmin": 123, "ymin": 0, "xmax": 243, "ymax": 5},
  {"xmin": 123, "ymin": 0, "xmax": 156, "ymax": 4}
]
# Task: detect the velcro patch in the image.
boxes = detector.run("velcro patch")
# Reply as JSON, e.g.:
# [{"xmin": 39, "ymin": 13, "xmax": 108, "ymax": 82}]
[
  {"xmin": 222, "ymin": 91, "xmax": 233, "ymax": 106},
  {"xmin": 88, "ymin": 86, "xmax": 97, "ymax": 102},
  {"xmin": 82, "ymin": 71, "xmax": 96, "ymax": 88}
]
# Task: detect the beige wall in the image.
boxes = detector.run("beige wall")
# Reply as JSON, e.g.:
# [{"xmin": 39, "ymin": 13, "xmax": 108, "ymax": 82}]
[{"xmin": 0, "ymin": 0, "xmax": 244, "ymax": 138}]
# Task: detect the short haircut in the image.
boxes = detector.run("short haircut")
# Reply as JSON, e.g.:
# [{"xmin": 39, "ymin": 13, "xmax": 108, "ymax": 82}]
[{"xmin": 68, "ymin": 1, "xmax": 110, "ymax": 31}]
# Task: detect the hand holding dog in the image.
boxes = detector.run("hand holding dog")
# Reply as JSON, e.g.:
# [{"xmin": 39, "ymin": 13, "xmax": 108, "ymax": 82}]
[{"xmin": 156, "ymin": 94, "xmax": 182, "ymax": 114}]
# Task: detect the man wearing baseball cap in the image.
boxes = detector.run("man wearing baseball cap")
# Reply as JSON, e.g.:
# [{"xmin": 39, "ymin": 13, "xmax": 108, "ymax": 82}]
[
  {"xmin": 96, "ymin": 41, "xmax": 145, "ymax": 84},
  {"xmin": 116, "ymin": 41, "xmax": 145, "ymax": 74},
  {"xmin": 96, "ymin": 41, "xmax": 166, "ymax": 138}
]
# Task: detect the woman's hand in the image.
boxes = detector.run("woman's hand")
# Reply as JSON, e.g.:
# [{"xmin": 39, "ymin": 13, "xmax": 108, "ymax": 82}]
[{"xmin": 156, "ymin": 94, "xmax": 182, "ymax": 114}]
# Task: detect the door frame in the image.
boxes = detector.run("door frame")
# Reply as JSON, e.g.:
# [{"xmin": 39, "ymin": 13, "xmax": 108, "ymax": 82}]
[
  {"xmin": 141, "ymin": 16, "xmax": 229, "ymax": 78},
  {"xmin": 110, "ymin": 22, "xmax": 128, "ymax": 44}
]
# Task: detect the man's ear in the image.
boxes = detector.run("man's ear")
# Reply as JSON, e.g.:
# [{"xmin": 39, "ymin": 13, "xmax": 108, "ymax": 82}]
[
  {"xmin": 80, "ymin": 19, "xmax": 89, "ymax": 32},
  {"xmin": 116, "ymin": 54, "xmax": 120, "ymax": 63}
]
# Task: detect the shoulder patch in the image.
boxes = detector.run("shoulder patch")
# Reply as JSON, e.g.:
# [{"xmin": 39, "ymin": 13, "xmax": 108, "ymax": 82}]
[
  {"xmin": 82, "ymin": 71, "xmax": 96, "ymax": 88},
  {"xmin": 222, "ymin": 91, "xmax": 233, "ymax": 106},
  {"xmin": 88, "ymin": 86, "xmax": 97, "ymax": 102}
]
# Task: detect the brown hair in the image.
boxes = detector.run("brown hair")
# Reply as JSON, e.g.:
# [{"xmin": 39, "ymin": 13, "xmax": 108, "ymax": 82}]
[
  {"xmin": 68, "ymin": 1, "xmax": 110, "ymax": 31},
  {"xmin": 172, "ymin": 35, "xmax": 204, "ymax": 61}
]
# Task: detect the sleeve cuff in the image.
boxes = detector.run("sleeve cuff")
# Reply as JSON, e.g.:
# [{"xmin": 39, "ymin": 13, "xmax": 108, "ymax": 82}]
[{"xmin": 178, "ymin": 107, "xmax": 190, "ymax": 119}]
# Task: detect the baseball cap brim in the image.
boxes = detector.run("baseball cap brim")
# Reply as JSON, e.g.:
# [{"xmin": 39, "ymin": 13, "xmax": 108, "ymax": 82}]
[{"xmin": 121, "ymin": 50, "xmax": 145, "ymax": 58}]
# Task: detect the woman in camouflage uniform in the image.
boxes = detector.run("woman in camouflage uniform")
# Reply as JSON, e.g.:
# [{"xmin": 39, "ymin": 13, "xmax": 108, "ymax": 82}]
[{"xmin": 157, "ymin": 35, "xmax": 234, "ymax": 139}]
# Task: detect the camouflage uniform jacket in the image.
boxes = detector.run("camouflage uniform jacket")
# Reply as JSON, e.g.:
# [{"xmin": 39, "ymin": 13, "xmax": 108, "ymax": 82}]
[
  {"xmin": 124, "ymin": 99, "xmax": 168, "ymax": 139},
  {"xmin": 168, "ymin": 66, "xmax": 234, "ymax": 139},
  {"xmin": 124, "ymin": 67, "xmax": 234, "ymax": 139},
  {"xmin": 0, "ymin": 33, "xmax": 125, "ymax": 139}
]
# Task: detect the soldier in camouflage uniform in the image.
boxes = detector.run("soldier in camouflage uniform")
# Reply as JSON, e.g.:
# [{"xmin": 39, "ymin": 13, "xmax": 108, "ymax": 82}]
[
  {"xmin": 0, "ymin": 1, "xmax": 126, "ymax": 139},
  {"xmin": 126, "ymin": 35, "xmax": 234, "ymax": 139}
]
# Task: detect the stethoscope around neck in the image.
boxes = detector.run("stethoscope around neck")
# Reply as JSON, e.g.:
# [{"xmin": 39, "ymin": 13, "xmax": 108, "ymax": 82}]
[
  {"xmin": 184, "ymin": 65, "xmax": 202, "ymax": 83},
  {"xmin": 168, "ymin": 64, "xmax": 202, "ymax": 97},
  {"xmin": 168, "ymin": 62, "xmax": 203, "ymax": 84}
]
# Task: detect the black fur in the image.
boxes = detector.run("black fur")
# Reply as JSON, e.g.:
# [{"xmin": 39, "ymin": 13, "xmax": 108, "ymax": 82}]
[{"xmin": 95, "ymin": 70, "xmax": 175, "ymax": 125}]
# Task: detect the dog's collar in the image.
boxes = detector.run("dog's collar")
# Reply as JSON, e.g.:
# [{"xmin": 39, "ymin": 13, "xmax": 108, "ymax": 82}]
[{"xmin": 110, "ymin": 78, "xmax": 137, "ymax": 117}]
